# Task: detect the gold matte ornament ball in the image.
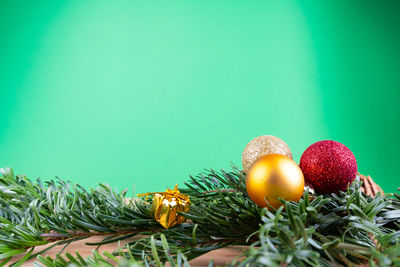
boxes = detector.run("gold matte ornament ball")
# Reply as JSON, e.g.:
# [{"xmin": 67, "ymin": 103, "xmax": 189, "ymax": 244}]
[
  {"xmin": 246, "ymin": 154, "xmax": 304, "ymax": 209},
  {"xmin": 242, "ymin": 135, "xmax": 293, "ymax": 173}
]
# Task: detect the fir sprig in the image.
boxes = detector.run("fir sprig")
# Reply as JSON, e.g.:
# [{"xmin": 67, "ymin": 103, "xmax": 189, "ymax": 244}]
[{"xmin": 0, "ymin": 166, "xmax": 399, "ymax": 266}]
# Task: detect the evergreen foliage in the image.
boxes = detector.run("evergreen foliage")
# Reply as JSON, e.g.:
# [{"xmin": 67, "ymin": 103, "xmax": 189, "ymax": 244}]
[{"xmin": 0, "ymin": 166, "xmax": 399, "ymax": 266}]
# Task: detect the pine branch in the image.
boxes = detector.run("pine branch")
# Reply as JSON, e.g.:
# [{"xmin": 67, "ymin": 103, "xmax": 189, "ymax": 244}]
[
  {"xmin": 33, "ymin": 234, "xmax": 192, "ymax": 267},
  {"xmin": 0, "ymin": 166, "xmax": 262, "ymax": 265},
  {"xmin": 0, "ymin": 167, "xmax": 160, "ymax": 265},
  {"xmin": 1, "ymin": 166, "xmax": 400, "ymax": 266}
]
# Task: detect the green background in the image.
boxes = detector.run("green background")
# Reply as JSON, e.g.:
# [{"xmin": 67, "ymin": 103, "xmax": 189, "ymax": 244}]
[{"xmin": 1, "ymin": 1, "xmax": 399, "ymax": 193}]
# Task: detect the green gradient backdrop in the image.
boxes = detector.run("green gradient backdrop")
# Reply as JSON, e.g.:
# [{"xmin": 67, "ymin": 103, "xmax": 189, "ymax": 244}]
[{"xmin": 1, "ymin": 1, "xmax": 399, "ymax": 193}]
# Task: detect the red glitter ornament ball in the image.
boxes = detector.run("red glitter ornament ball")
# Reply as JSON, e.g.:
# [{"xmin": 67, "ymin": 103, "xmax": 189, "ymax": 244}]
[{"xmin": 299, "ymin": 140, "xmax": 357, "ymax": 194}]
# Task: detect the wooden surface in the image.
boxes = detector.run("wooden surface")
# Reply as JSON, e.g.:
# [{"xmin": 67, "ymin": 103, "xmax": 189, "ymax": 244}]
[{"xmin": 11, "ymin": 236, "xmax": 246, "ymax": 266}]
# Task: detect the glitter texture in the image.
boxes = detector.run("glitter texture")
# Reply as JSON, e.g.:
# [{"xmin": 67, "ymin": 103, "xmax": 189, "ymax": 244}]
[
  {"xmin": 299, "ymin": 140, "xmax": 357, "ymax": 194},
  {"xmin": 242, "ymin": 135, "xmax": 293, "ymax": 172}
]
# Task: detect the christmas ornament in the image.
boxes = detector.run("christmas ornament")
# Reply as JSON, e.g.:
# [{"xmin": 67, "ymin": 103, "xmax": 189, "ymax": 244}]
[
  {"xmin": 138, "ymin": 185, "xmax": 190, "ymax": 229},
  {"xmin": 299, "ymin": 140, "xmax": 357, "ymax": 194},
  {"xmin": 242, "ymin": 135, "xmax": 293, "ymax": 173},
  {"xmin": 246, "ymin": 154, "xmax": 304, "ymax": 209}
]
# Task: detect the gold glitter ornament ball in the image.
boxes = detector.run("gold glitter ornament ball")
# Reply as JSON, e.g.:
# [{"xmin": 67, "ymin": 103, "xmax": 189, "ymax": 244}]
[
  {"xmin": 246, "ymin": 154, "xmax": 304, "ymax": 209},
  {"xmin": 242, "ymin": 135, "xmax": 293, "ymax": 173}
]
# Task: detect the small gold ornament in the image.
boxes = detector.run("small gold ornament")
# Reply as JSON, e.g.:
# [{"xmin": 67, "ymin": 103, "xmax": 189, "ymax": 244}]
[
  {"xmin": 138, "ymin": 185, "xmax": 190, "ymax": 229},
  {"xmin": 242, "ymin": 135, "xmax": 293, "ymax": 173},
  {"xmin": 246, "ymin": 154, "xmax": 304, "ymax": 209}
]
